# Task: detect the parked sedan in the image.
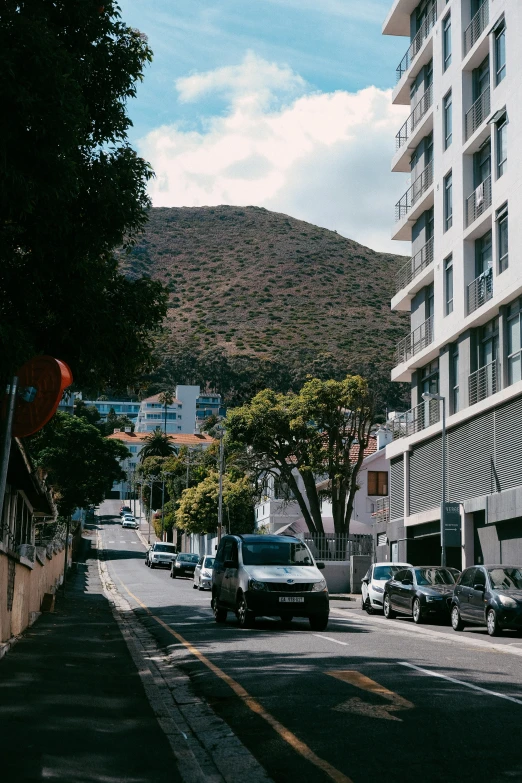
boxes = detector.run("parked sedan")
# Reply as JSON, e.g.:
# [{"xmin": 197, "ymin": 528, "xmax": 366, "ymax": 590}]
[
  {"xmin": 383, "ymin": 566, "xmax": 457, "ymax": 624},
  {"xmin": 193, "ymin": 556, "xmax": 215, "ymax": 590},
  {"xmin": 121, "ymin": 515, "xmax": 138, "ymax": 529},
  {"xmin": 170, "ymin": 553, "xmax": 200, "ymax": 579},
  {"xmin": 451, "ymin": 565, "xmax": 522, "ymax": 636},
  {"xmin": 361, "ymin": 561, "xmax": 412, "ymax": 613}
]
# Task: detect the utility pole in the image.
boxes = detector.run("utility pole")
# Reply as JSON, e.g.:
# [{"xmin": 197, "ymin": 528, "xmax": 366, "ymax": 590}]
[{"xmin": 216, "ymin": 425, "xmax": 225, "ymax": 542}]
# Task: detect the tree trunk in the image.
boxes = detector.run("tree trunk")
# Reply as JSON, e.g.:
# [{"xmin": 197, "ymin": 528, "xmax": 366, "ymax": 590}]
[
  {"xmin": 300, "ymin": 470, "xmax": 324, "ymax": 533},
  {"xmin": 283, "ymin": 470, "xmax": 321, "ymax": 533}
]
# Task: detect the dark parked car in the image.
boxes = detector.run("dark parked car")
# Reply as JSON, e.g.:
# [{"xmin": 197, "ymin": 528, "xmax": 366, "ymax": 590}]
[
  {"xmin": 383, "ymin": 566, "xmax": 457, "ymax": 623},
  {"xmin": 171, "ymin": 553, "xmax": 200, "ymax": 578},
  {"xmin": 451, "ymin": 565, "xmax": 522, "ymax": 636}
]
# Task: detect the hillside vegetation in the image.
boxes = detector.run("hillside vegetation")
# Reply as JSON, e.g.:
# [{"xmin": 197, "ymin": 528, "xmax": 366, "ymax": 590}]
[{"xmin": 117, "ymin": 206, "xmax": 409, "ymax": 408}]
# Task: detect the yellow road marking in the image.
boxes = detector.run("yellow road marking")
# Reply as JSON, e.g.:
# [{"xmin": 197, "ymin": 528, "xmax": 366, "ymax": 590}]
[
  {"xmin": 327, "ymin": 671, "xmax": 414, "ymax": 722},
  {"xmin": 116, "ymin": 576, "xmax": 354, "ymax": 783}
]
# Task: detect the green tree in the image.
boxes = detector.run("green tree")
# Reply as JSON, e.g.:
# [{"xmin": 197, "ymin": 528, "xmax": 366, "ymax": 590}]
[
  {"xmin": 139, "ymin": 428, "xmax": 175, "ymax": 460},
  {"xmin": 105, "ymin": 407, "xmax": 135, "ymax": 436},
  {"xmin": 0, "ymin": 1, "xmax": 167, "ymax": 389},
  {"xmin": 175, "ymin": 473, "xmax": 255, "ymax": 536},
  {"xmin": 73, "ymin": 399, "xmax": 102, "ymax": 428},
  {"xmin": 227, "ymin": 376, "xmax": 376, "ymax": 535},
  {"xmin": 158, "ymin": 391, "xmax": 174, "ymax": 433},
  {"xmin": 29, "ymin": 412, "xmax": 129, "ymax": 515}
]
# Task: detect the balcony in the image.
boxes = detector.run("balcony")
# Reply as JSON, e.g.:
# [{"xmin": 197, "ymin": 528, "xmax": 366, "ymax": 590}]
[
  {"xmin": 396, "ymin": 3, "xmax": 437, "ymax": 83},
  {"xmin": 395, "ymin": 161, "xmax": 433, "ymax": 223},
  {"xmin": 396, "ymin": 85, "xmax": 433, "ymax": 151},
  {"xmin": 395, "ymin": 237, "xmax": 434, "ymax": 296},
  {"xmin": 465, "ymin": 87, "xmax": 490, "ymax": 141},
  {"xmin": 395, "ymin": 315, "xmax": 434, "ymax": 366},
  {"xmin": 372, "ymin": 497, "xmax": 390, "ymax": 524},
  {"xmin": 469, "ymin": 359, "xmax": 499, "ymax": 406},
  {"xmin": 463, "ymin": 0, "xmax": 489, "ymax": 57},
  {"xmin": 467, "ymin": 267, "xmax": 493, "ymax": 315},
  {"xmin": 390, "ymin": 398, "xmax": 440, "ymax": 440},
  {"xmin": 465, "ymin": 176, "xmax": 492, "ymax": 228}
]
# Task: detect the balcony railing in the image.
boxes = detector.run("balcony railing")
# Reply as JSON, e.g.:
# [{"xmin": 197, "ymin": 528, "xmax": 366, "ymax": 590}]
[
  {"xmin": 395, "ymin": 236, "xmax": 434, "ymax": 294},
  {"xmin": 467, "ymin": 267, "xmax": 493, "ymax": 314},
  {"xmin": 396, "ymin": 85, "xmax": 433, "ymax": 150},
  {"xmin": 469, "ymin": 359, "xmax": 499, "ymax": 406},
  {"xmin": 463, "ymin": 0, "xmax": 489, "ymax": 56},
  {"xmin": 395, "ymin": 315, "xmax": 434, "ymax": 365},
  {"xmin": 396, "ymin": 161, "xmax": 433, "ymax": 222},
  {"xmin": 465, "ymin": 175, "xmax": 492, "ymax": 227},
  {"xmin": 390, "ymin": 398, "xmax": 440, "ymax": 440},
  {"xmin": 372, "ymin": 497, "xmax": 390, "ymax": 524},
  {"xmin": 396, "ymin": 3, "xmax": 437, "ymax": 83},
  {"xmin": 465, "ymin": 86, "xmax": 490, "ymax": 140}
]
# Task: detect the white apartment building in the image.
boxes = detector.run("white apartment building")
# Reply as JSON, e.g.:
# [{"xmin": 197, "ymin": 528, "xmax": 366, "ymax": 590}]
[
  {"xmin": 135, "ymin": 386, "xmax": 200, "ymax": 435},
  {"xmin": 378, "ymin": 0, "xmax": 521, "ymax": 568}
]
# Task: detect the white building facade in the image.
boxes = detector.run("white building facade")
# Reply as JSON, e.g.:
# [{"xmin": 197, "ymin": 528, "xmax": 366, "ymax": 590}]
[
  {"xmin": 381, "ymin": 0, "xmax": 522, "ymax": 568},
  {"xmin": 135, "ymin": 386, "xmax": 200, "ymax": 435}
]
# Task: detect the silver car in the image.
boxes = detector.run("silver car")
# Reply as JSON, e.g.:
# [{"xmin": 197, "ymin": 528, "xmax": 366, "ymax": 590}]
[
  {"xmin": 212, "ymin": 534, "xmax": 328, "ymax": 630},
  {"xmin": 193, "ymin": 556, "xmax": 215, "ymax": 590}
]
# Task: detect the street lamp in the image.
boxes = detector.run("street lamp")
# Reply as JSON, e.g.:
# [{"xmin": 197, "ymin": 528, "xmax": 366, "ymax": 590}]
[
  {"xmin": 215, "ymin": 424, "xmax": 225, "ymax": 542},
  {"xmin": 422, "ymin": 392, "xmax": 447, "ymax": 567}
]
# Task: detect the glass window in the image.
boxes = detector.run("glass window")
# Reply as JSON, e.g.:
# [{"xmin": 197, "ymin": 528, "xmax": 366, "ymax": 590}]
[
  {"xmin": 507, "ymin": 299, "xmax": 522, "ymax": 385},
  {"xmin": 479, "ymin": 317, "xmax": 499, "ymax": 368},
  {"xmin": 473, "ymin": 568, "xmax": 486, "ymax": 588},
  {"xmin": 452, "ymin": 345, "xmax": 459, "ymax": 413},
  {"xmin": 443, "ymin": 91, "xmax": 452, "ymax": 149},
  {"xmin": 444, "ymin": 255, "xmax": 453, "ymax": 315},
  {"xmin": 497, "ymin": 116, "xmax": 507, "ymax": 178},
  {"xmin": 497, "ymin": 205, "xmax": 508, "ymax": 274},
  {"xmin": 488, "ymin": 567, "xmax": 522, "ymax": 590},
  {"xmin": 444, "ymin": 171, "xmax": 453, "ymax": 231},
  {"xmin": 475, "ymin": 230, "xmax": 492, "ymax": 276},
  {"xmin": 495, "ymin": 23, "xmax": 506, "ymax": 85},
  {"xmin": 443, "ymin": 14, "xmax": 452, "ymax": 71},
  {"xmin": 459, "ymin": 568, "xmax": 476, "ymax": 587},
  {"xmin": 241, "ymin": 541, "xmax": 314, "ymax": 566},
  {"xmin": 414, "ymin": 568, "xmax": 455, "ymax": 586},
  {"xmin": 367, "ymin": 471, "xmax": 388, "ymax": 496},
  {"xmin": 373, "ymin": 565, "xmax": 401, "ymax": 581}
]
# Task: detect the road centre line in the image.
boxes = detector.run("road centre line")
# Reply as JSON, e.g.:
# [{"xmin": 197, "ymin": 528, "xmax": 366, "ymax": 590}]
[
  {"xmin": 114, "ymin": 575, "xmax": 354, "ymax": 783},
  {"xmin": 315, "ymin": 635, "xmax": 349, "ymax": 646},
  {"xmin": 399, "ymin": 662, "xmax": 522, "ymax": 705}
]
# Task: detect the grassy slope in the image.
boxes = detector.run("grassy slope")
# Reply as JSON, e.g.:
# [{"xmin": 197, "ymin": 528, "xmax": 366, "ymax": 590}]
[{"xmin": 119, "ymin": 206, "xmax": 408, "ymax": 403}]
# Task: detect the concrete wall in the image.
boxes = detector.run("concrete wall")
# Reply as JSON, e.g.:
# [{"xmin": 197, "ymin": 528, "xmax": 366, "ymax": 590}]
[
  {"xmin": 322, "ymin": 561, "xmax": 350, "ymax": 594},
  {"xmin": 0, "ymin": 542, "xmax": 70, "ymax": 644}
]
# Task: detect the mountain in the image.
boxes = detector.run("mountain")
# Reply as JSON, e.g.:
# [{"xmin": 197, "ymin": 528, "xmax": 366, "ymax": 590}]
[{"xmin": 117, "ymin": 206, "xmax": 409, "ymax": 408}]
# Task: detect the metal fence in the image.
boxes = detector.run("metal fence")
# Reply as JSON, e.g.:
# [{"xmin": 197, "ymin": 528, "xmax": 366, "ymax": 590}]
[
  {"xmin": 463, "ymin": 0, "xmax": 489, "ymax": 56},
  {"xmin": 299, "ymin": 533, "xmax": 373, "ymax": 562},
  {"xmin": 395, "ymin": 236, "xmax": 434, "ymax": 294},
  {"xmin": 469, "ymin": 359, "xmax": 499, "ymax": 406},
  {"xmin": 465, "ymin": 175, "xmax": 492, "ymax": 228},
  {"xmin": 396, "ymin": 3, "xmax": 437, "ymax": 82},
  {"xmin": 465, "ymin": 86, "xmax": 490, "ymax": 140},
  {"xmin": 467, "ymin": 267, "xmax": 493, "ymax": 314},
  {"xmin": 395, "ymin": 161, "xmax": 433, "ymax": 222},
  {"xmin": 395, "ymin": 315, "xmax": 434, "ymax": 365},
  {"xmin": 390, "ymin": 398, "xmax": 440, "ymax": 440},
  {"xmin": 396, "ymin": 85, "xmax": 433, "ymax": 150}
]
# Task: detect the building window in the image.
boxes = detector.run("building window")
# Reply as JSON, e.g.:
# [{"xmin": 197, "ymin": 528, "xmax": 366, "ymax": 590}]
[
  {"xmin": 444, "ymin": 171, "xmax": 453, "ymax": 231},
  {"xmin": 497, "ymin": 204, "xmax": 508, "ymax": 274},
  {"xmin": 129, "ymin": 446, "xmax": 137, "ymax": 453},
  {"xmin": 420, "ymin": 359, "xmax": 439, "ymax": 395},
  {"xmin": 368, "ymin": 472, "xmax": 388, "ymax": 496},
  {"xmin": 452, "ymin": 345, "xmax": 459, "ymax": 413},
  {"xmin": 444, "ymin": 255, "xmax": 453, "ymax": 315},
  {"xmin": 496, "ymin": 115, "xmax": 507, "ymax": 178},
  {"xmin": 507, "ymin": 299, "xmax": 522, "ymax": 385},
  {"xmin": 479, "ymin": 317, "xmax": 499, "ymax": 370},
  {"xmin": 443, "ymin": 91, "xmax": 452, "ymax": 149},
  {"xmin": 494, "ymin": 21, "xmax": 506, "ymax": 85},
  {"xmin": 442, "ymin": 14, "xmax": 452, "ymax": 71}
]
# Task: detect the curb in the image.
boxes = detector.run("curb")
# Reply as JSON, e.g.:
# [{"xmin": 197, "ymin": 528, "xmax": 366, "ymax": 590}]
[
  {"xmin": 0, "ymin": 635, "xmax": 20, "ymax": 661},
  {"xmin": 96, "ymin": 531, "xmax": 273, "ymax": 783},
  {"xmin": 330, "ymin": 595, "xmax": 358, "ymax": 602}
]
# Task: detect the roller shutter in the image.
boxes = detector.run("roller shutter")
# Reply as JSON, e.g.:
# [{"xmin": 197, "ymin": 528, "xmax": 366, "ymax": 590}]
[
  {"xmin": 495, "ymin": 397, "xmax": 522, "ymax": 491},
  {"xmin": 409, "ymin": 436, "xmax": 442, "ymax": 515},
  {"xmin": 390, "ymin": 456, "xmax": 404, "ymax": 521},
  {"xmin": 447, "ymin": 410, "xmax": 494, "ymax": 501}
]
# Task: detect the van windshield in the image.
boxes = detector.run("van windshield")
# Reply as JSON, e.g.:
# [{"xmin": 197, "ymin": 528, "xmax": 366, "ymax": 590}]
[
  {"xmin": 242, "ymin": 542, "xmax": 313, "ymax": 566},
  {"xmin": 154, "ymin": 544, "xmax": 177, "ymax": 553}
]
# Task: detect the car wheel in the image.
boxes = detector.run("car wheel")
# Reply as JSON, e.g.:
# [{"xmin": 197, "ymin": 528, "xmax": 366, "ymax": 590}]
[
  {"xmin": 150, "ymin": 563, "xmax": 155, "ymax": 569},
  {"xmin": 412, "ymin": 598, "xmax": 423, "ymax": 624},
  {"xmin": 451, "ymin": 605, "xmax": 464, "ymax": 631},
  {"xmin": 309, "ymin": 614, "xmax": 329, "ymax": 632},
  {"xmin": 198, "ymin": 581, "xmax": 205, "ymax": 591},
  {"xmin": 193, "ymin": 581, "xmax": 198, "ymax": 589},
  {"xmin": 172, "ymin": 571, "xmax": 176, "ymax": 578},
  {"xmin": 236, "ymin": 593, "xmax": 255, "ymax": 629},
  {"xmin": 364, "ymin": 597, "xmax": 374, "ymax": 615},
  {"xmin": 383, "ymin": 594, "xmax": 396, "ymax": 619},
  {"xmin": 280, "ymin": 613, "xmax": 293, "ymax": 626},
  {"xmin": 212, "ymin": 595, "xmax": 227, "ymax": 624},
  {"xmin": 487, "ymin": 608, "xmax": 502, "ymax": 637}
]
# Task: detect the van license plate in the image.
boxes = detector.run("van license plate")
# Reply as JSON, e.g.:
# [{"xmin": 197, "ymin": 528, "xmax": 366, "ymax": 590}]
[{"xmin": 279, "ymin": 597, "xmax": 304, "ymax": 603}]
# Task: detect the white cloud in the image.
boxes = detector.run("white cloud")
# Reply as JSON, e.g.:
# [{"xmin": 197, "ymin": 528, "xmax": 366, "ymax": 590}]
[{"xmin": 140, "ymin": 54, "xmax": 409, "ymax": 253}]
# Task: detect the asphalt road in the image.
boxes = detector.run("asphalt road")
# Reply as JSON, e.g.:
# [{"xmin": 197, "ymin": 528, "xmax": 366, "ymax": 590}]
[{"xmin": 98, "ymin": 500, "xmax": 522, "ymax": 783}]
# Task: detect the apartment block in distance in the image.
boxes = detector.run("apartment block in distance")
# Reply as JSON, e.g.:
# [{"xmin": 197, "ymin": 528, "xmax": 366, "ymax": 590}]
[{"xmin": 377, "ymin": 0, "xmax": 520, "ymax": 568}]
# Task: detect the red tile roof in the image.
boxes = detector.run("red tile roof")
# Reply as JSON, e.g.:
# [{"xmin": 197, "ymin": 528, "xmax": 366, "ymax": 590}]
[{"xmin": 107, "ymin": 431, "xmax": 214, "ymax": 446}]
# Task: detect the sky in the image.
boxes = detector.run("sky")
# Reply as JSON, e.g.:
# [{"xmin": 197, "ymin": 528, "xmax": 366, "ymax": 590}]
[{"xmin": 119, "ymin": 0, "xmax": 410, "ymax": 253}]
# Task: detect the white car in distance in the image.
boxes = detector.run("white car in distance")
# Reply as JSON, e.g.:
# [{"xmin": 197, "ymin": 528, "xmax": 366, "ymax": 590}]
[
  {"xmin": 361, "ymin": 562, "xmax": 412, "ymax": 614},
  {"xmin": 193, "ymin": 555, "xmax": 215, "ymax": 590},
  {"xmin": 122, "ymin": 514, "xmax": 138, "ymax": 529}
]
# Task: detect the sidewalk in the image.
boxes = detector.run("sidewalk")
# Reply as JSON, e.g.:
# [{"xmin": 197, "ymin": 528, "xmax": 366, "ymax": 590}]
[{"xmin": 0, "ymin": 532, "xmax": 181, "ymax": 783}]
